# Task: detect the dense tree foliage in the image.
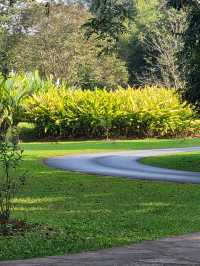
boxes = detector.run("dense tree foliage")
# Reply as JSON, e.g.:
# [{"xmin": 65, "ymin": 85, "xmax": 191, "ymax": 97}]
[
  {"xmin": 0, "ymin": 0, "xmax": 200, "ymax": 104},
  {"xmin": 84, "ymin": 0, "xmax": 135, "ymax": 51},
  {"xmin": 119, "ymin": 0, "xmax": 162, "ymax": 85},
  {"xmin": 167, "ymin": 0, "xmax": 200, "ymax": 106},
  {"xmin": 9, "ymin": 4, "xmax": 128, "ymax": 89},
  {"xmin": 139, "ymin": 6, "xmax": 186, "ymax": 89},
  {"xmin": 0, "ymin": 0, "xmax": 38, "ymax": 77}
]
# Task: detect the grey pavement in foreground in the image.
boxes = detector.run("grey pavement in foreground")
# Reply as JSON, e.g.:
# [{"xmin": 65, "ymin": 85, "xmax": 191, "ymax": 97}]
[
  {"xmin": 2, "ymin": 233, "xmax": 200, "ymax": 265},
  {"xmin": 45, "ymin": 146, "xmax": 200, "ymax": 184}
]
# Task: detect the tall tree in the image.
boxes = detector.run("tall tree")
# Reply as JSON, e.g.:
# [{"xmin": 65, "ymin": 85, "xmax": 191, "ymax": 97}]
[
  {"xmin": 0, "ymin": 0, "xmax": 28, "ymax": 77},
  {"xmin": 0, "ymin": 0, "xmax": 50, "ymax": 77},
  {"xmin": 119, "ymin": 0, "xmax": 161, "ymax": 85},
  {"xmin": 138, "ymin": 6, "xmax": 186, "ymax": 89},
  {"xmin": 0, "ymin": 1, "xmax": 14, "ymax": 77},
  {"xmin": 10, "ymin": 4, "xmax": 128, "ymax": 89},
  {"xmin": 84, "ymin": 0, "xmax": 135, "ymax": 51},
  {"xmin": 167, "ymin": 0, "xmax": 200, "ymax": 106}
]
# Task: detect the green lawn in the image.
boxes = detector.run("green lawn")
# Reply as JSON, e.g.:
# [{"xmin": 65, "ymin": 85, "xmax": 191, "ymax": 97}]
[
  {"xmin": 142, "ymin": 152, "xmax": 200, "ymax": 172},
  {"xmin": 1, "ymin": 138, "xmax": 200, "ymax": 260}
]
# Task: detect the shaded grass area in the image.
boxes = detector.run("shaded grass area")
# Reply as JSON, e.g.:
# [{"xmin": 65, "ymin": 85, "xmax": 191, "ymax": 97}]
[
  {"xmin": 142, "ymin": 152, "xmax": 200, "ymax": 172},
  {"xmin": 1, "ymin": 138, "xmax": 200, "ymax": 260}
]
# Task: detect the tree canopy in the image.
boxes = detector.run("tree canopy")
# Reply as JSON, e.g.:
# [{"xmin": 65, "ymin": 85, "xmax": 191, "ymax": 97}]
[
  {"xmin": 85, "ymin": 0, "xmax": 135, "ymax": 50},
  {"xmin": 167, "ymin": 0, "xmax": 200, "ymax": 106},
  {"xmin": 0, "ymin": 0, "xmax": 200, "ymax": 104}
]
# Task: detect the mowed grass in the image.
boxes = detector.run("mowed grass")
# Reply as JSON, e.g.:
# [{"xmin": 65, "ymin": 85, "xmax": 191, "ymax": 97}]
[
  {"xmin": 1, "ymin": 138, "xmax": 200, "ymax": 260},
  {"xmin": 142, "ymin": 152, "xmax": 200, "ymax": 172}
]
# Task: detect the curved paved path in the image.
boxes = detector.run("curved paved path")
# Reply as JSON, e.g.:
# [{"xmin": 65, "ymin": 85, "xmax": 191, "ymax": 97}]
[{"xmin": 45, "ymin": 147, "xmax": 200, "ymax": 184}]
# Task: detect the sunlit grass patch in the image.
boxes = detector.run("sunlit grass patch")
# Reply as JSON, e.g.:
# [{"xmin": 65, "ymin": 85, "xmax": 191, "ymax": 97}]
[{"xmin": 1, "ymin": 138, "xmax": 200, "ymax": 261}]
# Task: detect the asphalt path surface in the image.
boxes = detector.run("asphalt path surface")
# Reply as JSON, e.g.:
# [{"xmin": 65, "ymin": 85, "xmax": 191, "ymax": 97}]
[{"xmin": 45, "ymin": 147, "xmax": 200, "ymax": 184}]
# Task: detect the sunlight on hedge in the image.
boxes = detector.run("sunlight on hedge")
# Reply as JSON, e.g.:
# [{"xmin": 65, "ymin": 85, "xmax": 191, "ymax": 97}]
[{"xmin": 24, "ymin": 86, "xmax": 195, "ymax": 138}]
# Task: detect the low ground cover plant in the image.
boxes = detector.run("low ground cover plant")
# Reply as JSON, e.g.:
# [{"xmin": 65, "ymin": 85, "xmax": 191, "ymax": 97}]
[{"xmin": 25, "ymin": 86, "xmax": 195, "ymax": 139}]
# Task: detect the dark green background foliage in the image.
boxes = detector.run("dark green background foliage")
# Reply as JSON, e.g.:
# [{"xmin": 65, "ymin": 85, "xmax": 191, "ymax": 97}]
[
  {"xmin": 181, "ymin": 3, "xmax": 200, "ymax": 107},
  {"xmin": 164, "ymin": 0, "xmax": 200, "ymax": 106},
  {"xmin": 8, "ymin": 4, "xmax": 128, "ymax": 89},
  {"xmin": 85, "ymin": 0, "xmax": 135, "ymax": 49},
  {"xmin": 0, "ymin": 0, "xmax": 188, "ymax": 90}
]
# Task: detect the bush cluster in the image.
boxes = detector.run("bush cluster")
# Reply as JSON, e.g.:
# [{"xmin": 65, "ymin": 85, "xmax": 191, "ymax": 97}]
[{"xmin": 24, "ymin": 86, "xmax": 195, "ymax": 139}]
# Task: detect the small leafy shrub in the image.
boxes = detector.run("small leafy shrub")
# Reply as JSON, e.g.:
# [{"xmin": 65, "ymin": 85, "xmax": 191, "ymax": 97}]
[
  {"xmin": 0, "ymin": 71, "xmax": 54, "ymax": 95},
  {"xmin": 0, "ymin": 139, "xmax": 26, "ymax": 222},
  {"xmin": 0, "ymin": 75, "xmax": 28, "ymax": 229},
  {"xmin": 0, "ymin": 73, "xmax": 38, "ymax": 133},
  {"xmin": 24, "ymin": 86, "xmax": 196, "ymax": 139}
]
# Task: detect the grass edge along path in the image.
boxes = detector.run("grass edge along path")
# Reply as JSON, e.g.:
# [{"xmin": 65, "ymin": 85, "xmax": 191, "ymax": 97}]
[{"xmin": 141, "ymin": 151, "xmax": 200, "ymax": 172}]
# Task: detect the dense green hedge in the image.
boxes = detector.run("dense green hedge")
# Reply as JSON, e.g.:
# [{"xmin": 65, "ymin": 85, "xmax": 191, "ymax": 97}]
[{"xmin": 24, "ymin": 86, "xmax": 195, "ymax": 139}]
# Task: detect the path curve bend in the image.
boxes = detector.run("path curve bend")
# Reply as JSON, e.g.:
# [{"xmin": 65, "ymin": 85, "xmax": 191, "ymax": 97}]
[{"xmin": 45, "ymin": 147, "xmax": 200, "ymax": 184}]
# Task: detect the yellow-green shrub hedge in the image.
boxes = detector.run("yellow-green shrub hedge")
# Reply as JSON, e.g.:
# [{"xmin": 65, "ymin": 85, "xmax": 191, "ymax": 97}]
[{"xmin": 24, "ymin": 86, "xmax": 195, "ymax": 138}]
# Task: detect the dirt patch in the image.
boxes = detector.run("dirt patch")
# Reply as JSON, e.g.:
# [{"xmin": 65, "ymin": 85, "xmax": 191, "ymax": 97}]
[{"xmin": 0, "ymin": 219, "xmax": 56, "ymax": 237}]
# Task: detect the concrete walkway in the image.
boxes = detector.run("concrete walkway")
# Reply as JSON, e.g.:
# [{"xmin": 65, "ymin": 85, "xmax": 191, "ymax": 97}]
[
  {"xmin": 2, "ymin": 233, "xmax": 200, "ymax": 265},
  {"xmin": 45, "ymin": 147, "xmax": 200, "ymax": 184}
]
